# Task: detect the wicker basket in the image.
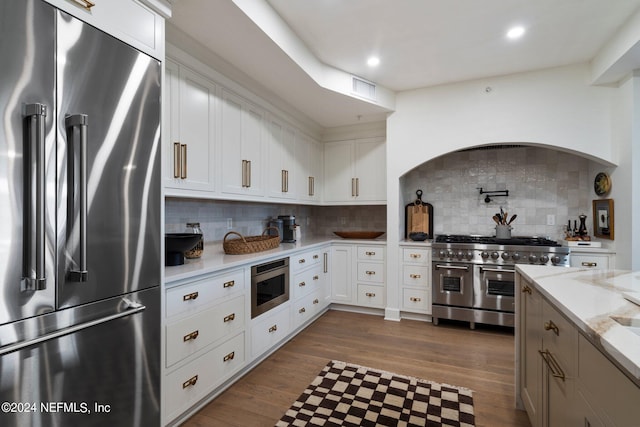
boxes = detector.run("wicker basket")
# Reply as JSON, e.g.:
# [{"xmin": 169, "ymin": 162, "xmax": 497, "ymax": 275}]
[{"xmin": 223, "ymin": 227, "xmax": 280, "ymax": 255}]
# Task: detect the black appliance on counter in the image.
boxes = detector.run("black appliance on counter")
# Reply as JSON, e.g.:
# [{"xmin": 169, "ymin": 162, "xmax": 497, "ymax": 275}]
[
  {"xmin": 278, "ymin": 215, "xmax": 297, "ymax": 242},
  {"xmin": 431, "ymin": 234, "xmax": 570, "ymax": 329}
]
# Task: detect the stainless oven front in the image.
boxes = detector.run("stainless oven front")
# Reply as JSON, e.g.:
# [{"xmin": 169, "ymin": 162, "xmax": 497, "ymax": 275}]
[
  {"xmin": 432, "ymin": 262, "xmax": 473, "ymax": 308},
  {"xmin": 251, "ymin": 257, "xmax": 289, "ymax": 318},
  {"xmin": 473, "ymin": 265, "xmax": 515, "ymax": 313}
]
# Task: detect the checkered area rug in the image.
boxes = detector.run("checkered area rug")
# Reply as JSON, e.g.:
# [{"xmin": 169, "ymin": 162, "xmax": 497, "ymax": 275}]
[{"xmin": 275, "ymin": 360, "xmax": 475, "ymax": 427}]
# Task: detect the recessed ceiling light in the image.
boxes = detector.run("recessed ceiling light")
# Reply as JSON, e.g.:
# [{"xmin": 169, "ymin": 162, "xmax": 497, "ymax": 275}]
[
  {"xmin": 506, "ymin": 26, "xmax": 525, "ymax": 40},
  {"xmin": 367, "ymin": 56, "xmax": 380, "ymax": 67}
]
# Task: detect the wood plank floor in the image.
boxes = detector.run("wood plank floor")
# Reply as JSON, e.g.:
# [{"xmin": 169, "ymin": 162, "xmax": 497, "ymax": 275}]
[{"xmin": 182, "ymin": 310, "xmax": 531, "ymax": 427}]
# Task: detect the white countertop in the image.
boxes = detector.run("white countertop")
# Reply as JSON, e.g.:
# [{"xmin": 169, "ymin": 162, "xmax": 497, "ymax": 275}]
[
  {"xmin": 165, "ymin": 235, "xmax": 386, "ymax": 284},
  {"xmin": 516, "ymin": 265, "xmax": 640, "ymax": 383}
]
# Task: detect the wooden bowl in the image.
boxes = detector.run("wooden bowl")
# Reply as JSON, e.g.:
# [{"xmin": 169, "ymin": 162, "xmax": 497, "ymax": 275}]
[{"xmin": 333, "ymin": 231, "xmax": 385, "ymax": 239}]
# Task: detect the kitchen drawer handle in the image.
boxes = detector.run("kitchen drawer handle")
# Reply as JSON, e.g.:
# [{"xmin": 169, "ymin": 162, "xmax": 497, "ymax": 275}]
[
  {"xmin": 313, "ymin": 254, "xmax": 319, "ymax": 259},
  {"xmin": 183, "ymin": 330, "xmax": 199, "ymax": 342},
  {"xmin": 410, "ymin": 297, "xmax": 422, "ymax": 302},
  {"xmin": 544, "ymin": 320, "xmax": 559, "ymax": 336},
  {"xmin": 410, "ymin": 253, "xmax": 422, "ymax": 259},
  {"xmin": 365, "ymin": 251, "xmax": 376, "ymax": 256},
  {"xmin": 581, "ymin": 262, "xmax": 597, "ymax": 267},
  {"xmin": 71, "ymin": 0, "xmax": 95, "ymax": 10},
  {"xmin": 183, "ymin": 292, "xmax": 199, "ymax": 301},
  {"xmin": 268, "ymin": 325, "xmax": 278, "ymax": 333},
  {"xmin": 299, "ymin": 259, "xmax": 306, "ymax": 264},
  {"xmin": 522, "ymin": 285, "xmax": 532, "ymax": 294},
  {"xmin": 223, "ymin": 280, "xmax": 235, "ymax": 288},
  {"xmin": 365, "ymin": 271, "xmax": 376, "ymax": 275},
  {"xmin": 313, "ymin": 275, "xmax": 319, "ymax": 281},
  {"xmin": 173, "ymin": 142, "xmax": 181, "ymax": 179},
  {"xmin": 223, "ymin": 313, "xmax": 236, "ymax": 323},
  {"xmin": 298, "ymin": 307, "xmax": 306, "ymax": 314},
  {"xmin": 180, "ymin": 144, "xmax": 187, "ymax": 179},
  {"xmin": 435, "ymin": 264, "xmax": 469, "ymax": 271},
  {"xmin": 409, "ymin": 274, "xmax": 422, "ymax": 279},
  {"xmin": 223, "ymin": 351, "xmax": 235, "ymax": 362},
  {"xmin": 313, "ymin": 299, "xmax": 319, "ymax": 304},
  {"xmin": 539, "ymin": 349, "xmax": 565, "ymax": 381},
  {"xmin": 182, "ymin": 375, "xmax": 198, "ymax": 389},
  {"xmin": 299, "ymin": 282, "xmax": 306, "ymax": 287},
  {"xmin": 365, "ymin": 292, "xmax": 376, "ymax": 297}
]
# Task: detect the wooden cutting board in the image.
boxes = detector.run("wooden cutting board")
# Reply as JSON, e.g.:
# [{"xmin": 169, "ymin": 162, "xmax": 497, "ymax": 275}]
[{"xmin": 405, "ymin": 190, "xmax": 434, "ymax": 239}]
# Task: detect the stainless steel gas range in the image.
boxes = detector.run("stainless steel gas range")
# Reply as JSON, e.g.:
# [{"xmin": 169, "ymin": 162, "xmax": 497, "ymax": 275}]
[{"xmin": 431, "ymin": 234, "xmax": 569, "ymax": 328}]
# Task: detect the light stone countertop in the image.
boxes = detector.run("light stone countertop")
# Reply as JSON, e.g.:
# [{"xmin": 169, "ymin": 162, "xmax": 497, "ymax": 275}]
[
  {"xmin": 516, "ymin": 265, "xmax": 640, "ymax": 384},
  {"xmin": 165, "ymin": 235, "xmax": 386, "ymax": 284}
]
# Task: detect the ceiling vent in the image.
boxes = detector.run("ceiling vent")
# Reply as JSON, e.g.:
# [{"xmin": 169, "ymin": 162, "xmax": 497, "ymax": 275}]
[{"xmin": 352, "ymin": 76, "xmax": 376, "ymax": 101}]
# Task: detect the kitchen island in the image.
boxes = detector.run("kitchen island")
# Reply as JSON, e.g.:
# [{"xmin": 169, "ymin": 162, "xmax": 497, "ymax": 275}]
[{"xmin": 515, "ymin": 265, "xmax": 640, "ymax": 427}]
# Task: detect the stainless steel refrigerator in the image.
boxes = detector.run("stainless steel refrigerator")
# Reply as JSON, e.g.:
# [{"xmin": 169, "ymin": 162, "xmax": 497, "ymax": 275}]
[{"xmin": 0, "ymin": 0, "xmax": 161, "ymax": 426}]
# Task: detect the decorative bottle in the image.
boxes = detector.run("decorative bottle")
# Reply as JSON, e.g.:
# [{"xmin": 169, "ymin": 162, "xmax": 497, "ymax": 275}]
[
  {"xmin": 184, "ymin": 222, "xmax": 204, "ymax": 259},
  {"xmin": 578, "ymin": 214, "xmax": 587, "ymax": 237}
]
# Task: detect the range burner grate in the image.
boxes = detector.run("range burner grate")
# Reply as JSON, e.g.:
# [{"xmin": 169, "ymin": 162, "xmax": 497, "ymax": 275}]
[{"xmin": 435, "ymin": 234, "xmax": 561, "ymax": 247}]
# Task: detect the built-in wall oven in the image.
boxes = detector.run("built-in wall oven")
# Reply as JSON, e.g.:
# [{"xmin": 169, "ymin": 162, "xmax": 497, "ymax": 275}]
[
  {"xmin": 432, "ymin": 235, "xmax": 569, "ymax": 328},
  {"xmin": 251, "ymin": 257, "xmax": 290, "ymax": 318}
]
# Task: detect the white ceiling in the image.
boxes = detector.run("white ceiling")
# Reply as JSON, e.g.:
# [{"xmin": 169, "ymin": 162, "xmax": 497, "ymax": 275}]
[{"xmin": 168, "ymin": 0, "xmax": 640, "ymax": 128}]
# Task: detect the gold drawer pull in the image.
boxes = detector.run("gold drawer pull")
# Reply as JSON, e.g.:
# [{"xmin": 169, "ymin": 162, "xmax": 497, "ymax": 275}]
[
  {"xmin": 409, "ymin": 274, "xmax": 421, "ymax": 279},
  {"xmin": 410, "ymin": 297, "xmax": 422, "ymax": 302},
  {"xmin": 365, "ymin": 292, "xmax": 376, "ymax": 297},
  {"xmin": 313, "ymin": 275, "xmax": 319, "ymax": 281},
  {"xmin": 522, "ymin": 285, "xmax": 532, "ymax": 294},
  {"xmin": 313, "ymin": 254, "xmax": 319, "ymax": 259},
  {"xmin": 299, "ymin": 307, "xmax": 306, "ymax": 314},
  {"xmin": 313, "ymin": 299, "xmax": 319, "ymax": 304},
  {"xmin": 71, "ymin": 0, "xmax": 95, "ymax": 11},
  {"xmin": 183, "ymin": 292, "xmax": 199, "ymax": 301},
  {"xmin": 299, "ymin": 259, "xmax": 306, "ymax": 264},
  {"xmin": 365, "ymin": 251, "xmax": 376, "ymax": 256},
  {"xmin": 173, "ymin": 142, "xmax": 181, "ymax": 178},
  {"xmin": 223, "ymin": 351, "xmax": 235, "ymax": 362},
  {"xmin": 223, "ymin": 280, "xmax": 235, "ymax": 288},
  {"xmin": 410, "ymin": 253, "xmax": 421, "ymax": 258},
  {"xmin": 268, "ymin": 325, "xmax": 278, "ymax": 333},
  {"xmin": 366, "ymin": 271, "xmax": 376, "ymax": 275},
  {"xmin": 182, "ymin": 375, "xmax": 198, "ymax": 389},
  {"xmin": 183, "ymin": 330, "xmax": 199, "ymax": 342},
  {"xmin": 544, "ymin": 320, "xmax": 559, "ymax": 336},
  {"xmin": 299, "ymin": 282, "xmax": 306, "ymax": 287},
  {"xmin": 539, "ymin": 349, "xmax": 565, "ymax": 381},
  {"xmin": 581, "ymin": 262, "xmax": 597, "ymax": 267},
  {"xmin": 223, "ymin": 313, "xmax": 236, "ymax": 323}
]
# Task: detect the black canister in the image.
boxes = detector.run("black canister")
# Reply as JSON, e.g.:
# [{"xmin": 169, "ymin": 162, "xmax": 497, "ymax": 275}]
[{"xmin": 278, "ymin": 215, "xmax": 296, "ymax": 242}]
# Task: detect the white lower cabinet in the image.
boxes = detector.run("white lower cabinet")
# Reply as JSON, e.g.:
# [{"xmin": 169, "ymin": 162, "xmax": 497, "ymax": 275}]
[
  {"xmin": 330, "ymin": 243, "xmax": 385, "ymax": 309},
  {"xmin": 569, "ymin": 249, "xmax": 615, "ymax": 270},
  {"xmin": 251, "ymin": 304, "xmax": 291, "ymax": 358},
  {"xmin": 290, "ymin": 248, "xmax": 330, "ymax": 330},
  {"xmin": 400, "ymin": 246, "xmax": 431, "ymax": 314}
]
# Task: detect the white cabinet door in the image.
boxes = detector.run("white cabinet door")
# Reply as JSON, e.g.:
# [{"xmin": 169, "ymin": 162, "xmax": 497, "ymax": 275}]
[
  {"xmin": 220, "ymin": 89, "xmax": 264, "ymax": 197},
  {"xmin": 296, "ymin": 133, "xmax": 322, "ymax": 202},
  {"xmin": 323, "ymin": 142, "xmax": 354, "ymax": 202},
  {"xmin": 354, "ymin": 137, "xmax": 386, "ymax": 202},
  {"xmin": 330, "ymin": 245, "xmax": 353, "ymax": 303},
  {"xmin": 519, "ymin": 277, "xmax": 542, "ymax": 427},
  {"xmin": 164, "ymin": 60, "xmax": 217, "ymax": 193},
  {"xmin": 266, "ymin": 115, "xmax": 296, "ymax": 200}
]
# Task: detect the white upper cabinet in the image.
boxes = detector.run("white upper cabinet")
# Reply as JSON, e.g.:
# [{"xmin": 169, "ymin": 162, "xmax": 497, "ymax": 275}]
[
  {"xmin": 323, "ymin": 137, "xmax": 386, "ymax": 204},
  {"xmin": 296, "ymin": 133, "xmax": 323, "ymax": 203},
  {"xmin": 220, "ymin": 89, "xmax": 265, "ymax": 198},
  {"xmin": 266, "ymin": 115, "xmax": 297, "ymax": 200},
  {"xmin": 164, "ymin": 60, "xmax": 217, "ymax": 193}
]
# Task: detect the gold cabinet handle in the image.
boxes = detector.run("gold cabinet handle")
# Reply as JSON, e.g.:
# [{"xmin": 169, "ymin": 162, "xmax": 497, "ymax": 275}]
[
  {"xmin": 581, "ymin": 262, "xmax": 597, "ymax": 267},
  {"xmin": 247, "ymin": 160, "xmax": 252, "ymax": 187},
  {"xmin": 410, "ymin": 297, "xmax": 422, "ymax": 302},
  {"xmin": 241, "ymin": 160, "xmax": 247, "ymax": 187},
  {"xmin": 544, "ymin": 320, "xmax": 559, "ymax": 336},
  {"xmin": 365, "ymin": 292, "xmax": 376, "ymax": 297},
  {"xmin": 183, "ymin": 330, "xmax": 199, "ymax": 342},
  {"xmin": 410, "ymin": 253, "xmax": 422, "ymax": 259},
  {"xmin": 223, "ymin": 351, "xmax": 235, "ymax": 362},
  {"xmin": 71, "ymin": 0, "xmax": 95, "ymax": 10},
  {"xmin": 223, "ymin": 280, "xmax": 235, "ymax": 288},
  {"xmin": 173, "ymin": 142, "xmax": 181, "ymax": 178},
  {"xmin": 522, "ymin": 285, "xmax": 532, "ymax": 294},
  {"xmin": 308, "ymin": 176, "xmax": 313, "ymax": 196},
  {"xmin": 268, "ymin": 325, "xmax": 278, "ymax": 333},
  {"xmin": 180, "ymin": 144, "xmax": 187, "ymax": 179},
  {"xmin": 298, "ymin": 307, "xmax": 306, "ymax": 314},
  {"xmin": 313, "ymin": 275, "xmax": 319, "ymax": 281},
  {"xmin": 281, "ymin": 169, "xmax": 287, "ymax": 192},
  {"xmin": 313, "ymin": 254, "xmax": 319, "ymax": 259},
  {"xmin": 182, "ymin": 375, "xmax": 198, "ymax": 389},
  {"xmin": 365, "ymin": 251, "xmax": 376, "ymax": 256},
  {"xmin": 223, "ymin": 313, "xmax": 236, "ymax": 323},
  {"xmin": 409, "ymin": 274, "xmax": 421, "ymax": 279},
  {"xmin": 299, "ymin": 259, "xmax": 306, "ymax": 264},
  {"xmin": 351, "ymin": 178, "xmax": 356, "ymax": 197},
  {"xmin": 356, "ymin": 177, "xmax": 359, "ymax": 196},
  {"xmin": 539, "ymin": 349, "xmax": 565, "ymax": 381},
  {"xmin": 183, "ymin": 292, "xmax": 199, "ymax": 301},
  {"xmin": 299, "ymin": 282, "xmax": 306, "ymax": 287},
  {"xmin": 365, "ymin": 271, "xmax": 376, "ymax": 275},
  {"xmin": 313, "ymin": 298, "xmax": 319, "ymax": 304}
]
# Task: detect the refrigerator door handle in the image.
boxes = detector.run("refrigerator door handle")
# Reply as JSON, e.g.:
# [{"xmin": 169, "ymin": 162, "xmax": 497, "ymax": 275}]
[
  {"xmin": 22, "ymin": 103, "xmax": 48, "ymax": 291},
  {"xmin": 0, "ymin": 300, "xmax": 145, "ymax": 356},
  {"xmin": 66, "ymin": 114, "xmax": 89, "ymax": 282}
]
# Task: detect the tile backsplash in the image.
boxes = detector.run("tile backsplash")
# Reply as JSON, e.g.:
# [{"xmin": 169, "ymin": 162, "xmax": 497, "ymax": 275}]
[
  {"xmin": 165, "ymin": 199, "xmax": 387, "ymax": 242},
  {"xmin": 401, "ymin": 146, "xmax": 595, "ymax": 239}
]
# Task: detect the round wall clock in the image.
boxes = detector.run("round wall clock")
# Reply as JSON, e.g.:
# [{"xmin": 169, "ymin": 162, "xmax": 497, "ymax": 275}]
[{"xmin": 594, "ymin": 172, "xmax": 611, "ymax": 196}]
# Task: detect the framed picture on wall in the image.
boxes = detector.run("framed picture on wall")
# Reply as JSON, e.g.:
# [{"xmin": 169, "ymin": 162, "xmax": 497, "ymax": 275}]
[{"xmin": 592, "ymin": 199, "xmax": 614, "ymax": 240}]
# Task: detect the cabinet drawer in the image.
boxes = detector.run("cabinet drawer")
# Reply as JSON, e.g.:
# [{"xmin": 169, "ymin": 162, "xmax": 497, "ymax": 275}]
[
  {"xmin": 356, "ymin": 284, "xmax": 385, "ymax": 308},
  {"xmin": 166, "ymin": 270, "xmax": 245, "ymax": 319},
  {"xmin": 291, "ymin": 264, "xmax": 323, "ymax": 300},
  {"xmin": 402, "ymin": 248, "xmax": 430, "ymax": 264},
  {"xmin": 402, "ymin": 288, "xmax": 430, "ymax": 313},
  {"xmin": 292, "ymin": 289, "xmax": 324, "ymax": 329},
  {"xmin": 541, "ymin": 300, "xmax": 576, "ymax": 376},
  {"xmin": 570, "ymin": 254, "xmax": 610, "ymax": 270},
  {"xmin": 251, "ymin": 305, "xmax": 291, "ymax": 357},
  {"xmin": 357, "ymin": 262, "xmax": 384, "ymax": 283},
  {"xmin": 164, "ymin": 332, "xmax": 245, "ymax": 421},
  {"xmin": 290, "ymin": 250, "xmax": 323, "ymax": 273},
  {"xmin": 166, "ymin": 295, "xmax": 245, "ymax": 367},
  {"xmin": 402, "ymin": 265, "xmax": 429, "ymax": 287},
  {"xmin": 357, "ymin": 246, "xmax": 384, "ymax": 261}
]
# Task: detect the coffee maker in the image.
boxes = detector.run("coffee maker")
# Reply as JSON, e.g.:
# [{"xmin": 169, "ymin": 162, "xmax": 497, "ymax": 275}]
[{"xmin": 278, "ymin": 215, "xmax": 297, "ymax": 242}]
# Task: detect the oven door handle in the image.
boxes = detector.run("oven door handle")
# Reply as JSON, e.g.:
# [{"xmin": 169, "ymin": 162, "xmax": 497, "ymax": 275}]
[
  {"xmin": 435, "ymin": 264, "xmax": 469, "ymax": 271},
  {"xmin": 479, "ymin": 267, "xmax": 515, "ymax": 274}
]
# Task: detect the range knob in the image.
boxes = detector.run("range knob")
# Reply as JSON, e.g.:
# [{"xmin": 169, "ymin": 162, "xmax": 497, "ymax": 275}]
[
  {"xmin": 481, "ymin": 251, "xmax": 489, "ymax": 259},
  {"xmin": 528, "ymin": 254, "xmax": 538, "ymax": 263},
  {"xmin": 512, "ymin": 252, "xmax": 521, "ymax": 260},
  {"xmin": 540, "ymin": 255, "xmax": 549, "ymax": 264},
  {"xmin": 447, "ymin": 251, "xmax": 455, "ymax": 258},
  {"xmin": 438, "ymin": 250, "xmax": 447, "ymax": 258},
  {"xmin": 490, "ymin": 252, "xmax": 500, "ymax": 260},
  {"xmin": 551, "ymin": 255, "xmax": 562, "ymax": 265},
  {"xmin": 466, "ymin": 251, "xmax": 474, "ymax": 260},
  {"xmin": 501, "ymin": 252, "xmax": 510, "ymax": 260},
  {"xmin": 457, "ymin": 251, "xmax": 465, "ymax": 259}
]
